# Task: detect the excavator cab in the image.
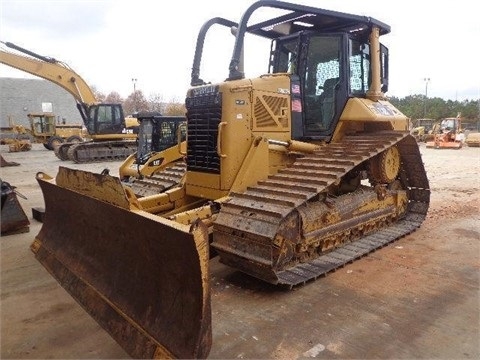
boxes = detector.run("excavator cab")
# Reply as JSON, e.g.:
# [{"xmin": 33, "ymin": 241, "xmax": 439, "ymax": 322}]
[{"xmin": 75, "ymin": 103, "xmax": 126, "ymax": 135}]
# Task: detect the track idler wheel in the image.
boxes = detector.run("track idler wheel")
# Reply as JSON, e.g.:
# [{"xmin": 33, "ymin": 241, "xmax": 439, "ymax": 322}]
[{"xmin": 368, "ymin": 146, "xmax": 400, "ymax": 184}]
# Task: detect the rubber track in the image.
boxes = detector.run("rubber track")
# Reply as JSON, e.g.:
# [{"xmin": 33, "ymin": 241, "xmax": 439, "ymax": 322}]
[
  {"xmin": 67, "ymin": 141, "xmax": 138, "ymax": 163},
  {"xmin": 214, "ymin": 131, "xmax": 430, "ymax": 286}
]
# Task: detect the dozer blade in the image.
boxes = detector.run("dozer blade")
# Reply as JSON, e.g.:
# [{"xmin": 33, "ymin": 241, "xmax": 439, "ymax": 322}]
[{"xmin": 31, "ymin": 167, "xmax": 211, "ymax": 359}]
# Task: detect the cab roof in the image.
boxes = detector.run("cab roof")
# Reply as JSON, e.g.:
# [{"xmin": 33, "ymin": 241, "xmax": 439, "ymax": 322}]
[
  {"xmin": 243, "ymin": 0, "xmax": 391, "ymax": 38},
  {"xmin": 228, "ymin": 0, "xmax": 390, "ymax": 79}
]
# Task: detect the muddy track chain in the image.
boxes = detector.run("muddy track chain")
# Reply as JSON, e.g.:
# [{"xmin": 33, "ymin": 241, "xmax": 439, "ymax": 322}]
[
  {"xmin": 213, "ymin": 131, "xmax": 430, "ymax": 286},
  {"xmin": 67, "ymin": 141, "xmax": 138, "ymax": 163},
  {"xmin": 129, "ymin": 162, "xmax": 187, "ymax": 197},
  {"xmin": 54, "ymin": 142, "xmax": 79, "ymax": 161}
]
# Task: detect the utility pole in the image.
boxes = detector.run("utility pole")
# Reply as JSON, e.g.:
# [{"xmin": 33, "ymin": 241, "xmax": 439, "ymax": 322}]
[
  {"xmin": 132, "ymin": 78, "xmax": 137, "ymax": 113},
  {"xmin": 423, "ymin": 77, "xmax": 430, "ymax": 119}
]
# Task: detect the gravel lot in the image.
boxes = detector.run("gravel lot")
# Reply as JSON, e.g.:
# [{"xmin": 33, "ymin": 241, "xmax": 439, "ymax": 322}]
[{"xmin": 1, "ymin": 141, "xmax": 479, "ymax": 359}]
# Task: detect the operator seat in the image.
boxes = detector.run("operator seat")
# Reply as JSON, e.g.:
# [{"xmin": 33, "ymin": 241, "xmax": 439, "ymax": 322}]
[{"xmin": 320, "ymin": 77, "xmax": 339, "ymax": 129}]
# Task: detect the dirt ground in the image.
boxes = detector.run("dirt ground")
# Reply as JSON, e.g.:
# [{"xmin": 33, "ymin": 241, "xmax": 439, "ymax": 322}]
[{"xmin": 1, "ymin": 142, "xmax": 479, "ymax": 359}]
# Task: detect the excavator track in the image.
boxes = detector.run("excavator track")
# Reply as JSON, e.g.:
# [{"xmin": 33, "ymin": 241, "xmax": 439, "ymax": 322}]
[
  {"xmin": 67, "ymin": 140, "xmax": 138, "ymax": 163},
  {"xmin": 128, "ymin": 162, "xmax": 187, "ymax": 197},
  {"xmin": 54, "ymin": 142, "xmax": 84, "ymax": 161},
  {"xmin": 54, "ymin": 142, "xmax": 71, "ymax": 161},
  {"xmin": 212, "ymin": 132, "xmax": 430, "ymax": 286}
]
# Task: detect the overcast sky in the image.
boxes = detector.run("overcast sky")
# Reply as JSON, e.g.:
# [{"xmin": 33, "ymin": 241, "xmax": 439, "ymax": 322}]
[{"xmin": 1, "ymin": 0, "xmax": 479, "ymax": 102}]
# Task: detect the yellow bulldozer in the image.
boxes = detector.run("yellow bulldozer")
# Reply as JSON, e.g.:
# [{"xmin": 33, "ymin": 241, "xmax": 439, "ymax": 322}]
[
  {"xmin": 118, "ymin": 113, "xmax": 187, "ymax": 196},
  {"xmin": 31, "ymin": 1, "xmax": 430, "ymax": 358}
]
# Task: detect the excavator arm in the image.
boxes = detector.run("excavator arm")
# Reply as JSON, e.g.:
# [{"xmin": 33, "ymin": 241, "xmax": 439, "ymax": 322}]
[
  {"xmin": 0, "ymin": 41, "xmax": 97, "ymax": 105},
  {"xmin": 0, "ymin": 41, "xmax": 102, "ymax": 128}
]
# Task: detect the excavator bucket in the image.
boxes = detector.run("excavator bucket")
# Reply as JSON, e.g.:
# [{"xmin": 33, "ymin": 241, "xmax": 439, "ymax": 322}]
[
  {"xmin": 1, "ymin": 180, "xmax": 30, "ymax": 235},
  {"xmin": 31, "ymin": 167, "xmax": 211, "ymax": 359}
]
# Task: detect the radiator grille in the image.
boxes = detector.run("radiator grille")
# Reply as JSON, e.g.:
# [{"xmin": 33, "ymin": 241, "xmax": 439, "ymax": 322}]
[{"xmin": 185, "ymin": 92, "xmax": 222, "ymax": 174}]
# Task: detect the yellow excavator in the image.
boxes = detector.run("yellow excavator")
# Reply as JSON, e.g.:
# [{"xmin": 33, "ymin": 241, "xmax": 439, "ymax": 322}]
[
  {"xmin": 31, "ymin": 1, "xmax": 430, "ymax": 358},
  {"xmin": 0, "ymin": 41, "xmax": 139, "ymax": 163}
]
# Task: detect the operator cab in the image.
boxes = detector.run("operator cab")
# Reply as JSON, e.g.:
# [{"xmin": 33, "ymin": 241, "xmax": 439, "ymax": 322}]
[
  {"xmin": 219, "ymin": 1, "xmax": 391, "ymax": 142},
  {"xmin": 135, "ymin": 113, "xmax": 186, "ymax": 165},
  {"xmin": 189, "ymin": 1, "xmax": 392, "ymax": 143},
  {"xmin": 270, "ymin": 31, "xmax": 388, "ymax": 141},
  {"xmin": 78, "ymin": 103, "xmax": 126, "ymax": 135},
  {"xmin": 439, "ymin": 118, "xmax": 458, "ymax": 132}
]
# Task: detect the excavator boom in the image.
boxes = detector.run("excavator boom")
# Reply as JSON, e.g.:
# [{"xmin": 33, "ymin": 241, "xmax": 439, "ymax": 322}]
[{"xmin": 0, "ymin": 41, "xmax": 97, "ymax": 104}]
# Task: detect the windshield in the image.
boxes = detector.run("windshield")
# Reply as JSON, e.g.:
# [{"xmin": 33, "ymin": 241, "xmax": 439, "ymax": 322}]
[{"xmin": 441, "ymin": 119, "xmax": 455, "ymax": 130}]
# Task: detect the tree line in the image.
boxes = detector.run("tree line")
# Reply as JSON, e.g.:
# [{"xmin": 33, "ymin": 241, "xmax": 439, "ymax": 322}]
[
  {"xmin": 94, "ymin": 87, "xmax": 480, "ymax": 129},
  {"xmin": 389, "ymin": 94, "xmax": 479, "ymax": 126},
  {"xmin": 93, "ymin": 88, "xmax": 186, "ymax": 116}
]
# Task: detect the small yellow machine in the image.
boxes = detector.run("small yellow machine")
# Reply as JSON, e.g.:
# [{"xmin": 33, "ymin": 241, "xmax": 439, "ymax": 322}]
[
  {"xmin": 1, "ymin": 122, "xmax": 32, "ymax": 152},
  {"xmin": 465, "ymin": 132, "xmax": 480, "ymax": 147},
  {"xmin": 26, "ymin": 112, "xmax": 84, "ymax": 150},
  {"xmin": 31, "ymin": 1, "xmax": 429, "ymax": 358},
  {"xmin": 410, "ymin": 118, "xmax": 436, "ymax": 142},
  {"xmin": 118, "ymin": 113, "xmax": 186, "ymax": 197}
]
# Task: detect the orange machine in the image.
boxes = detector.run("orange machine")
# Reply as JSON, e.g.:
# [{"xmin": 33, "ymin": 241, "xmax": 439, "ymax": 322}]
[{"xmin": 426, "ymin": 115, "xmax": 464, "ymax": 149}]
